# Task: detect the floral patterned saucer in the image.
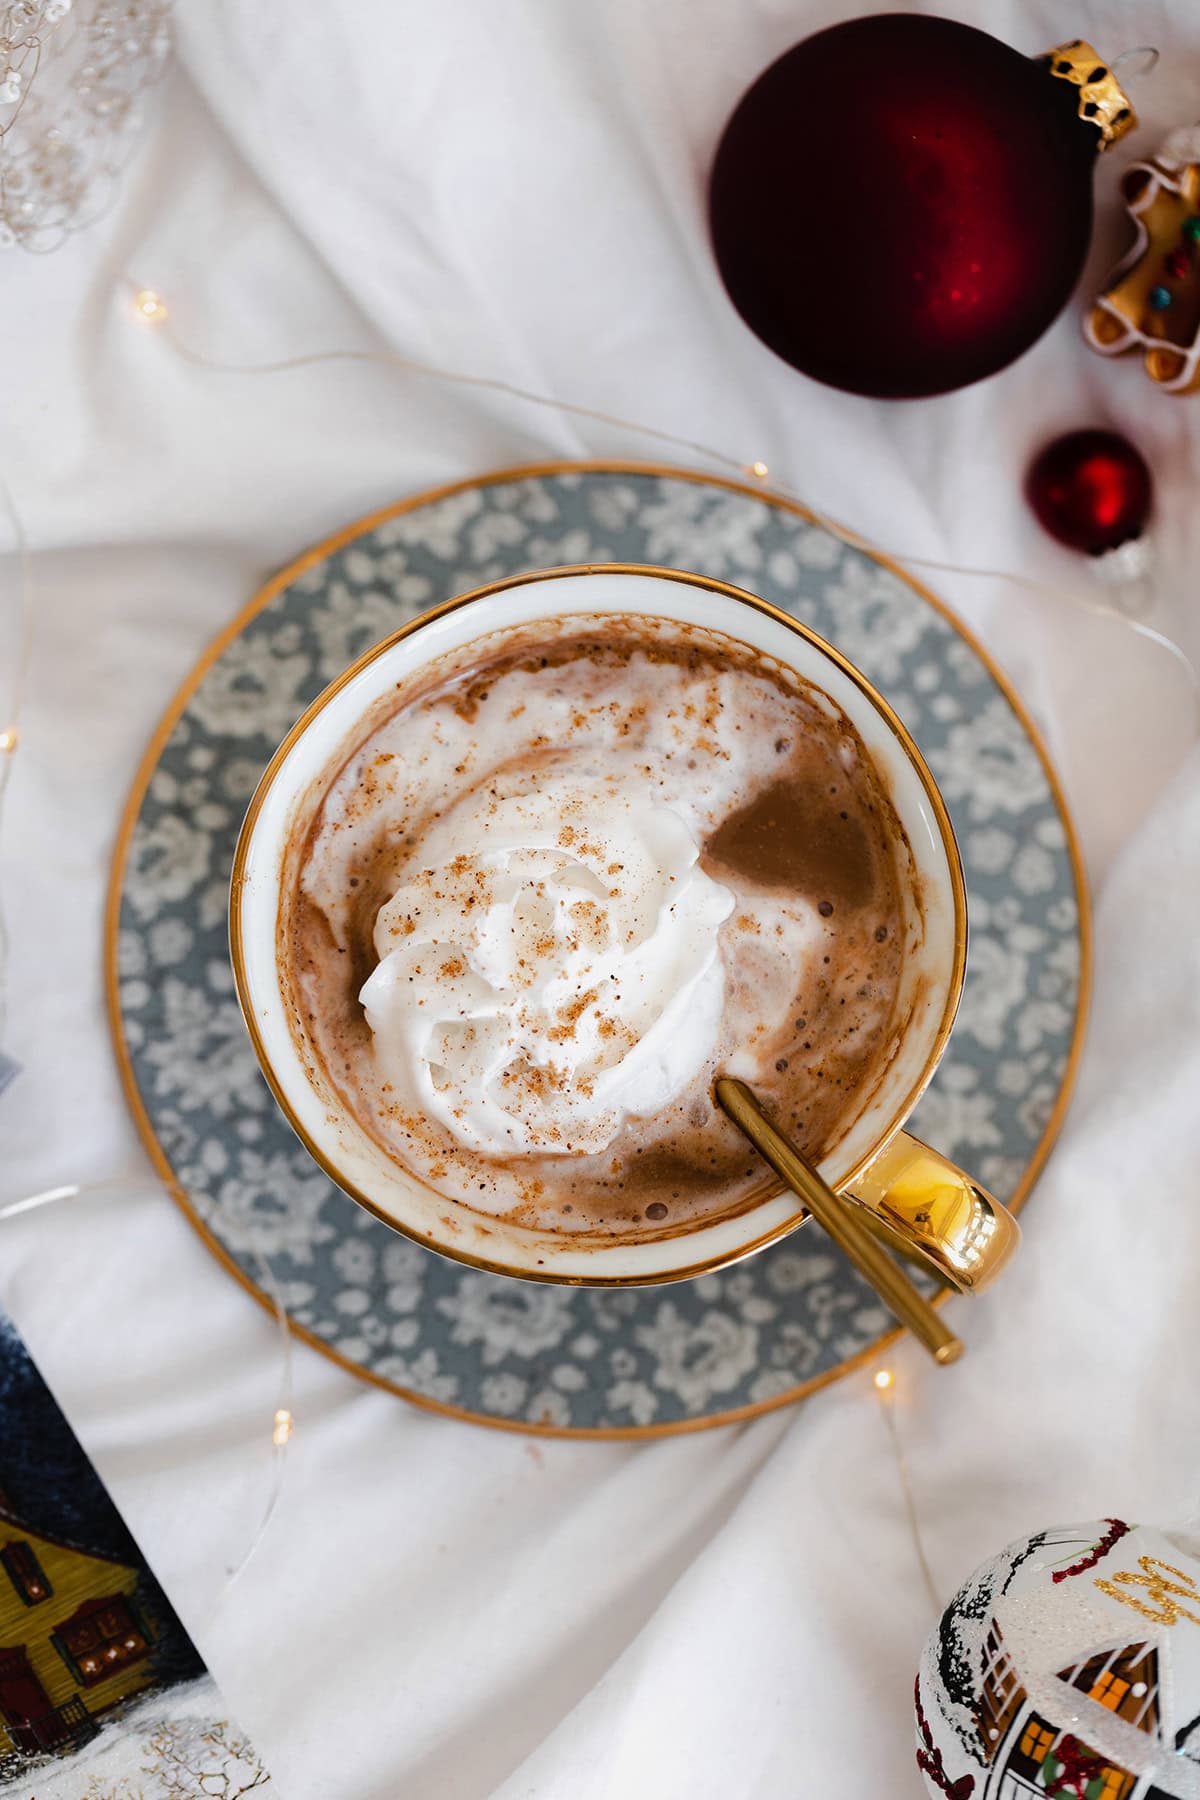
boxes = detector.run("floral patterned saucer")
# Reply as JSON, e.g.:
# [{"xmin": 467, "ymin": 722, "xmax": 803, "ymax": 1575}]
[{"xmin": 108, "ymin": 464, "xmax": 1088, "ymax": 1437}]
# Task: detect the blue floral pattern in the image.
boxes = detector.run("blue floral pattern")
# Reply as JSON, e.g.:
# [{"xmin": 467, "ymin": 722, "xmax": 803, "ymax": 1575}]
[{"xmin": 114, "ymin": 470, "xmax": 1084, "ymax": 1432}]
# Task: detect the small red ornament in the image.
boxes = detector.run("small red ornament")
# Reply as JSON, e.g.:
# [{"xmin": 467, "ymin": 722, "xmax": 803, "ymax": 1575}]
[
  {"xmin": 1025, "ymin": 430, "xmax": 1153, "ymax": 556},
  {"xmin": 708, "ymin": 16, "xmax": 1136, "ymax": 399}
]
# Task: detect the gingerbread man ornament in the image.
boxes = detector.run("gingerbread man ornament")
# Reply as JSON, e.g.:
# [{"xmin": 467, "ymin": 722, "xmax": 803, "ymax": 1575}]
[{"xmin": 1086, "ymin": 127, "xmax": 1200, "ymax": 392}]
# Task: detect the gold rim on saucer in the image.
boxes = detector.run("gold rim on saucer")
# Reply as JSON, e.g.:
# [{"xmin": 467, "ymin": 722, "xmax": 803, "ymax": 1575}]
[{"xmin": 105, "ymin": 460, "xmax": 1091, "ymax": 1440}]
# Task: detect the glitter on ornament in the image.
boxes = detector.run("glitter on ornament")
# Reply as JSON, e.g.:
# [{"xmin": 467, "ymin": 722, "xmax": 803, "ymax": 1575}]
[
  {"xmin": 915, "ymin": 1519, "xmax": 1200, "ymax": 1799},
  {"xmin": 1051, "ymin": 1519, "xmax": 1132, "ymax": 1584}
]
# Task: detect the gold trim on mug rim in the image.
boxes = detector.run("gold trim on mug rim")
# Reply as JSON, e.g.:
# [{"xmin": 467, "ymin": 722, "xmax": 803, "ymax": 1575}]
[
  {"xmin": 229, "ymin": 560, "xmax": 968, "ymax": 1288},
  {"xmin": 105, "ymin": 459, "xmax": 1092, "ymax": 1440}
]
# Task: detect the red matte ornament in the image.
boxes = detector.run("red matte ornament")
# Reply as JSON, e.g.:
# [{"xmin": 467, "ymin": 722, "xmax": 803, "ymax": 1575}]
[
  {"xmin": 708, "ymin": 14, "xmax": 1133, "ymax": 399},
  {"xmin": 1025, "ymin": 429, "xmax": 1153, "ymax": 555}
]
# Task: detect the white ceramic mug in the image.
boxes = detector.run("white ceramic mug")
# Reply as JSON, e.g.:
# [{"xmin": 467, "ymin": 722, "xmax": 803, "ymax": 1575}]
[{"xmin": 231, "ymin": 566, "xmax": 1019, "ymax": 1289}]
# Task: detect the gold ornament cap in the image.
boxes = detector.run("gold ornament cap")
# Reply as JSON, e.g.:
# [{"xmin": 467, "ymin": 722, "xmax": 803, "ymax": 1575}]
[{"xmin": 1042, "ymin": 40, "xmax": 1136, "ymax": 150}]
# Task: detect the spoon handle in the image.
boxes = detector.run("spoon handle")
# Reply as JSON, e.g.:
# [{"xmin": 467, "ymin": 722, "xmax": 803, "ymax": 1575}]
[{"xmin": 715, "ymin": 1077, "xmax": 963, "ymax": 1367}]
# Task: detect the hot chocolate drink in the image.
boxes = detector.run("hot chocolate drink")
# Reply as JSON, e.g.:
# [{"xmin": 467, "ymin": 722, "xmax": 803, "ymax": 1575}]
[{"xmin": 280, "ymin": 611, "xmax": 914, "ymax": 1237}]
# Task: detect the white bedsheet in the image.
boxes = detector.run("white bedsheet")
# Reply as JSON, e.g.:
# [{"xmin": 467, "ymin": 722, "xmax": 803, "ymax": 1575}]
[{"xmin": 5, "ymin": 3, "xmax": 1200, "ymax": 1794}]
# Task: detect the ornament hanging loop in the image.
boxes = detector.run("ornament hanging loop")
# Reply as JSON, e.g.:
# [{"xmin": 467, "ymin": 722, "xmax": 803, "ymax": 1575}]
[{"xmin": 1110, "ymin": 45, "xmax": 1160, "ymax": 83}]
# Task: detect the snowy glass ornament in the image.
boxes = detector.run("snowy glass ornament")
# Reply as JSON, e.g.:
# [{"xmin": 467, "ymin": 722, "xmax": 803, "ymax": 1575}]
[
  {"xmin": 0, "ymin": 0, "xmax": 171, "ymax": 253},
  {"xmin": 916, "ymin": 1519, "xmax": 1200, "ymax": 1798}
]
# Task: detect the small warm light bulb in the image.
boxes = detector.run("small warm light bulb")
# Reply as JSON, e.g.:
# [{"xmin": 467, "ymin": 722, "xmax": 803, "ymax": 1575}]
[
  {"xmin": 0, "ymin": 727, "xmax": 16, "ymax": 753},
  {"xmin": 272, "ymin": 1407, "xmax": 293, "ymax": 1446},
  {"xmin": 874, "ymin": 1368, "xmax": 895, "ymax": 1392},
  {"xmin": 134, "ymin": 287, "xmax": 167, "ymax": 324},
  {"xmin": 747, "ymin": 460, "xmax": 770, "ymax": 480}
]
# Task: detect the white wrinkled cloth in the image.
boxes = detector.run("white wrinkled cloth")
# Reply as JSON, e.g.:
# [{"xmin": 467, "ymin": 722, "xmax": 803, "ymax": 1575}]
[{"xmin": 4, "ymin": 3, "xmax": 1200, "ymax": 1794}]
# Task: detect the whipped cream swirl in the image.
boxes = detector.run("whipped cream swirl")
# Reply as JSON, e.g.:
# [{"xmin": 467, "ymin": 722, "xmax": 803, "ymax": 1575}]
[{"xmin": 359, "ymin": 773, "xmax": 735, "ymax": 1156}]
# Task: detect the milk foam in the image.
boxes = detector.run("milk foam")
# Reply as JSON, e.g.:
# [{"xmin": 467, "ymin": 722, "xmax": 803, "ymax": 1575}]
[
  {"xmin": 360, "ymin": 775, "xmax": 735, "ymax": 1155},
  {"xmin": 294, "ymin": 624, "xmax": 899, "ymax": 1221}
]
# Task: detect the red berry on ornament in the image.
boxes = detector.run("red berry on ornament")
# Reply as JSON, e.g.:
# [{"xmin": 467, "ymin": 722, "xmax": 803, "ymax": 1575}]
[
  {"xmin": 708, "ymin": 18, "xmax": 1136, "ymax": 399},
  {"xmin": 1025, "ymin": 429, "xmax": 1153, "ymax": 557}
]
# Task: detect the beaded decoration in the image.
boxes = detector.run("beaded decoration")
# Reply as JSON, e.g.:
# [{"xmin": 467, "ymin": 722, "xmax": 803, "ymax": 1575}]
[{"xmin": 0, "ymin": 0, "xmax": 171, "ymax": 253}]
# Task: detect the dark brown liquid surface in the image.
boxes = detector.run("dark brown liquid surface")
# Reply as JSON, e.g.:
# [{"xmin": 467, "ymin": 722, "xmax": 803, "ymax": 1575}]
[{"xmin": 707, "ymin": 774, "xmax": 876, "ymax": 905}]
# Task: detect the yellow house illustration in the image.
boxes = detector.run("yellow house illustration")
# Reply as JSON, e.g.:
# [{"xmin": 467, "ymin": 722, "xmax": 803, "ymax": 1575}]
[{"xmin": 0, "ymin": 1494, "xmax": 159, "ymax": 1759}]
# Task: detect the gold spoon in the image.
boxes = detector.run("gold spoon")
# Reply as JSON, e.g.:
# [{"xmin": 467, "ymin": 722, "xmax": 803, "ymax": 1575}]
[{"xmin": 715, "ymin": 1077, "xmax": 963, "ymax": 1367}]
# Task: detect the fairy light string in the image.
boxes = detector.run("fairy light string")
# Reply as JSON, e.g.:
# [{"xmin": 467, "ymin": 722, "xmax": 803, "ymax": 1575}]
[
  {"xmin": 0, "ymin": 272, "xmax": 1192, "ymax": 1630},
  {"xmin": 6, "ymin": 275, "xmax": 1193, "ymax": 1057},
  {"xmin": 127, "ymin": 279, "xmax": 1200, "ymax": 711},
  {"xmin": 874, "ymin": 1363, "xmax": 942, "ymax": 1618}
]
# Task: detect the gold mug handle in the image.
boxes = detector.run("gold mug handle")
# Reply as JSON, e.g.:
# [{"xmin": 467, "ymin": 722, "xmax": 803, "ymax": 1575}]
[{"xmin": 846, "ymin": 1130, "xmax": 1021, "ymax": 1295}]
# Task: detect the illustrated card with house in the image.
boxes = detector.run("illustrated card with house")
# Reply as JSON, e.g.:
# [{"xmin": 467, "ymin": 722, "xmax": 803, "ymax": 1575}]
[{"xmin": 0, "ymin": 1305, "xmax": 273, "ymax": 1797}]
